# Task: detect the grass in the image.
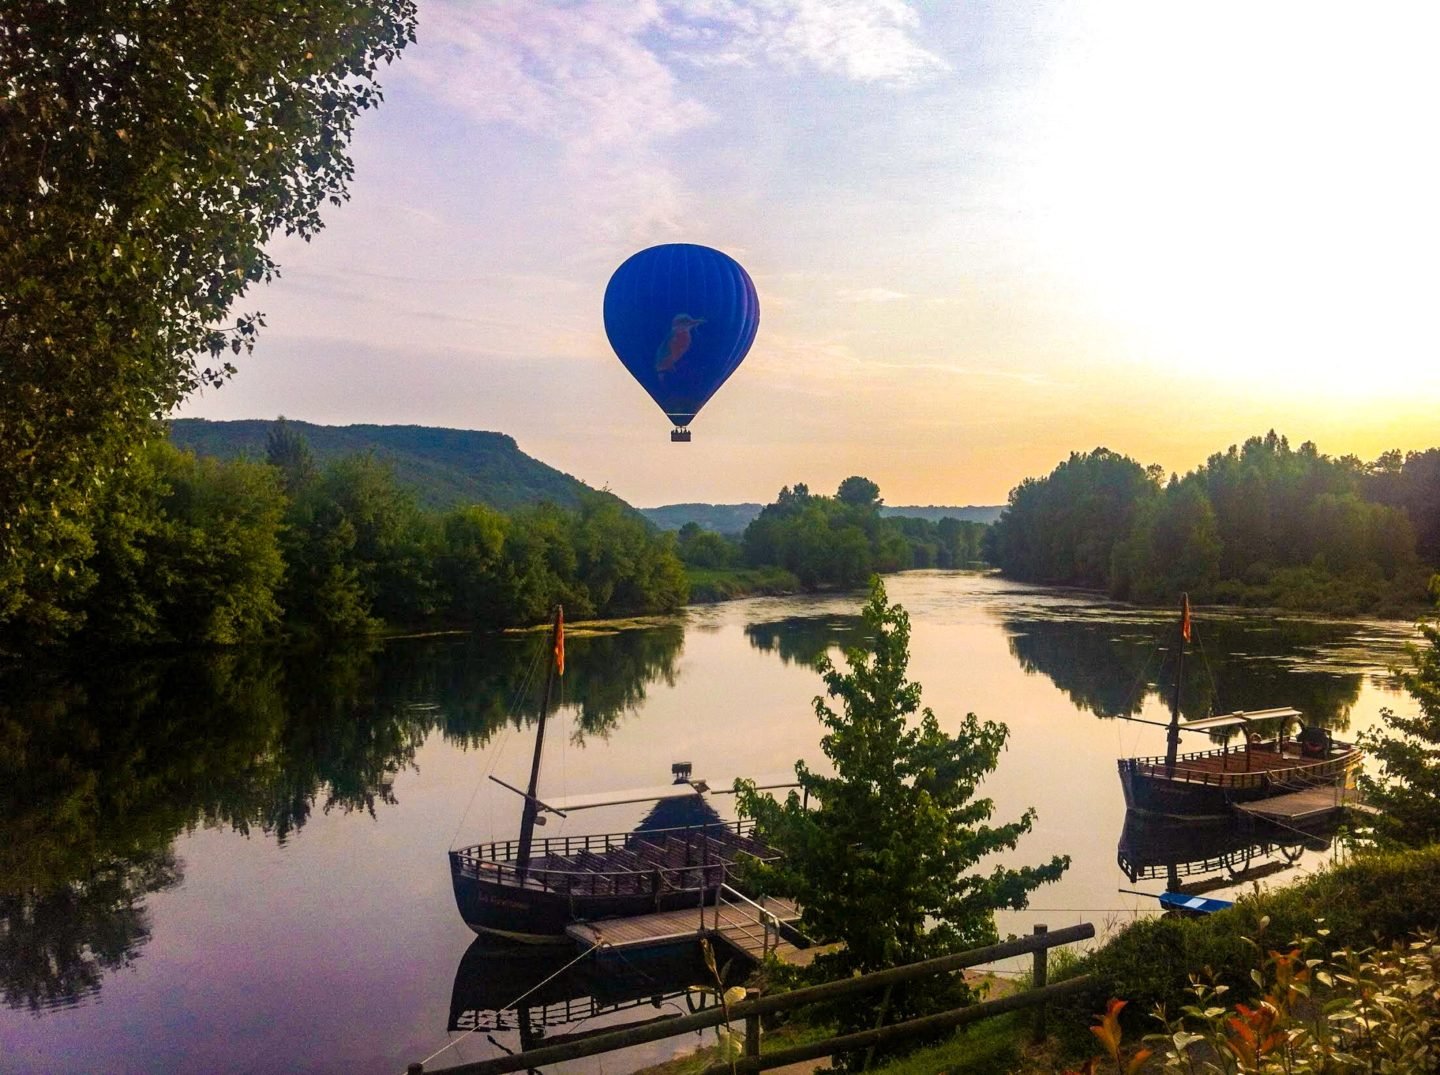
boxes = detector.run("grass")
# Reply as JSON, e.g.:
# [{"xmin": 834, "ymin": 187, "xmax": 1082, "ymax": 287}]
[
  {"xmin": 867, "ymin": 1009, "xmax": 1030, "ymax": 1075},
  {"xmin": 626, "ymin": 1016, "xmax": 838, "ymax": 1075}
]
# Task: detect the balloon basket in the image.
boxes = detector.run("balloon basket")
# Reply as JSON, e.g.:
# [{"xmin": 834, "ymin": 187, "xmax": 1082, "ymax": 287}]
[{"xmin": 670, "ymin": 428, "xmax": 692, "ymax": 442}]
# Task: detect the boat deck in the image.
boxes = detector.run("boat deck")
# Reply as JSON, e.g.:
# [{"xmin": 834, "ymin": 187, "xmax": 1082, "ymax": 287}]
[
  {"xmin": 566, "ymin": 896, "xmax": 803, "ymax": 961},
  {"xmin": 1140, "ymin": 748, "xmax": 1314, "ymax": 777},
  {"xmin": 1233, "ymin": 785, "xmax": 1375, "ymax": 823}
]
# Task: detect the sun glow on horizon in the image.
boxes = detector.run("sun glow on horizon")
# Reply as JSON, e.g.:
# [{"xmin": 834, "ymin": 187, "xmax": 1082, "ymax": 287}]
[{"xmin": 1017, "ymin": 5, "xmax": 1440, "ymax": 396}]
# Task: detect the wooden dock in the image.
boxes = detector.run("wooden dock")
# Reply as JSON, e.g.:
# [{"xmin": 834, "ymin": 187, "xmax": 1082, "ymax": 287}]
[
  {"xmin": 566, "ymin": 895, "xmax": 804, "ymax": 961},
  {"xmin": 1233, "ymin": 785, "xmax": 1375, "ymax": 823}
]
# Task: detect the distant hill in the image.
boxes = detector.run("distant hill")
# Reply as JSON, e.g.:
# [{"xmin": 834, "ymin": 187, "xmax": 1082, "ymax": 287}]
[
  {"xmin": 640, "ymin": 503, "xmax": 766, "ymax": 535},
  {"xmin": 640, "ymin": 502, "xmax": 1002, "ymax": 533},
  {"xmin": 168, "ymin": 419, "xmax": 632, "ymax": 514},
  {"xmin": 880, "ymin": 505, "xmax": 1003, "ymax": 525}
]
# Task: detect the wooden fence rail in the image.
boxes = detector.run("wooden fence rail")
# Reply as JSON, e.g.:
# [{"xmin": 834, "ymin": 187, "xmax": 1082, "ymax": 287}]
[{"xmin": 411, "ymin": 921, "xmax": 1095, "ymax": 1075}]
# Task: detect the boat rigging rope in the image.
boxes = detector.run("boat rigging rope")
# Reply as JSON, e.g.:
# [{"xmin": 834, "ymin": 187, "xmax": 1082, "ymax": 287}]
[
  {"xmin": 1118, "ymin": 641, "xmax": 1161, "ymax": 756},
  {"xmin": 449, "ymin": 636, "xmax": 548, "ymax": 850},
  {"xmin": 1191, "ymin": 624, "xmax": 1223, "ymax": 718},
  {"xmin": 405, "ymin": 941, "xmax": 606, "ymax": 1074}
]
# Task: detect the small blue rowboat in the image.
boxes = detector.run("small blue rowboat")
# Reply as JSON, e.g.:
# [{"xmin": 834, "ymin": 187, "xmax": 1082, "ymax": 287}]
[{"xmin": 1159, "ymin": 891, "xmax": 1234, "ymax": 916}]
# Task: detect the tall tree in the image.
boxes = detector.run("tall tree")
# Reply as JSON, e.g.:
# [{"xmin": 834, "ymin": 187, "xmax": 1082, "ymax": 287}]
[
  {"xmin": 0, "ymin": 2, "xmax": 416, "ymax": 643},
  {"xmin": 1359, "ymin": 581, "xmax": 1440, "ymax": 846},
  {"xmin": 835, "ymin": 475, "xmax": 882, "ymax": 509},
  {"xmin": 988, "ymin": 448, "xmax": 1157, "ymax": 587},
  {"xmin": 737, "ymin": 578, "xmax": 1067, "ymax": 972},
  {"xmin": 265, "ymin": 416, "xmax": 319, "ymax": 496}
]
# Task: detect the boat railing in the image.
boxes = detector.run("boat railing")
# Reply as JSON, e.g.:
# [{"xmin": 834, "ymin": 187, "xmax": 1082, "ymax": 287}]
[
  {"xmin": 709, "ymin": 882, "xmax": 785, "ymax": 960},
  {"xmin": 459, "ymin": 817, "xmax": 763, "ymax": 866},
  {"xmin": 453, "ymin": 986, "xmax": 709, "ymax": 1035},
  {"xmin": 1118, "ymin": 744, "xmax": 1362, "ymax": 789},
  {"xmin": 450, "ymin": 836, "xmax": 753, "ymax": 897}
]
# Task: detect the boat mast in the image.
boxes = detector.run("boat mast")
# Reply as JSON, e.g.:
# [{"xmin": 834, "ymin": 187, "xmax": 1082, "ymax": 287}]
[
  {"xmin": 516, "ymin": 605, "xmax": 563, "ymax": 883},
  {"xmin": 1164, "ymin": 593, "xmax": 1191, "ymax": 773}
]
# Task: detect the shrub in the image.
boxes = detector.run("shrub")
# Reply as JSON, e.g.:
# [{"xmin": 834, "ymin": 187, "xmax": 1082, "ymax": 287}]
[{"xmin": 1054, "ymin": 845, "xmax": 1440, "ymax": 1045}]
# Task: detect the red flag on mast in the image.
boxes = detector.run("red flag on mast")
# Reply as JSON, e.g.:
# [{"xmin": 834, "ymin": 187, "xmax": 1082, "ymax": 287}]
[
  {"xmin": 1180, "ymin": 594, "xmax": 1192, "ymax": 644},
  {"xmin": 554, "ymin": 607, "xmax": 565, "ymax": 676}
]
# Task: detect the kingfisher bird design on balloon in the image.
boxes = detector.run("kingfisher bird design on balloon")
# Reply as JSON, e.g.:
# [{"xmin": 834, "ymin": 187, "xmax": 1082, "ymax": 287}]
[{"xmin": 656, "ymin": 314, "xmax": 705, "ymax": 376}]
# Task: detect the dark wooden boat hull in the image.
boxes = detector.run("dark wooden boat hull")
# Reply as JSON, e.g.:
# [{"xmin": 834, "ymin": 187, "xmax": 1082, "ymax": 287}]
[{"xmin": 449, "ymin": 854, "xmax": 728, "ymax": 944}]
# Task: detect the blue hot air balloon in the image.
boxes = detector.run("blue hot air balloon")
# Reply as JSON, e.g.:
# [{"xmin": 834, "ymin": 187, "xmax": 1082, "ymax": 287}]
[{"xmin": 603, "ymin": 244, "xmax": 759, "ymax": 441}]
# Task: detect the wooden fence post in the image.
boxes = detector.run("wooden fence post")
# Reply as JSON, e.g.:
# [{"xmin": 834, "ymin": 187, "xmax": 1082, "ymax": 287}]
[
  {"xmin": 745, "ymin": 987, "xmax": 762, "ymax": 1060},
  {"xmin": 1031, "ymin": 924, "xmax": 1048, "ymax": 1044}
]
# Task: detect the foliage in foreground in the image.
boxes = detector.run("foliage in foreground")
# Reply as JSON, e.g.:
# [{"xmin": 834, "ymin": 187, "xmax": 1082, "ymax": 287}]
[
  {"xmin": 737, "ymin": 577, "xmax": 1067, "ymax": 1066},
  {"xmin": 1, "ymin": 2, "xmax": 416, "ymax": 643},
  {"xmin": 1070, "ymin": 928, "xmax": 1440, "ymax": 1074},
  {"xmin": 1358, "ymin": 584, "xmax": 1440, "ymax": 847},
  {"xmin": 1054, "ymin": 845, "xmax": 1440, "ymax": 1048}
]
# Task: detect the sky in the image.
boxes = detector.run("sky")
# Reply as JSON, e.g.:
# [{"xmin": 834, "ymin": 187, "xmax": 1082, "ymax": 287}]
[{"xmin": 176, "ymin": 1, "xmax": 1440, "ymax": 508}]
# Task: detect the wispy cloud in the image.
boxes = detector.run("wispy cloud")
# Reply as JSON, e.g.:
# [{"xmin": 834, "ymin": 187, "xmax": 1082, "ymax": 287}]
[
  {"xmin": 670, "ymin": 0, "xmax": 947, "ymax": 86},
  {"xmin": 405, "ymin": 1, "xmax": 943, "ymax": 242},
  {"xmin": 408, "ymin": 1, "xmax": 702, "ymax": 242},
  {"xmin": 413, "ymin": 2, "xmax": 704, "ymax": 151}
]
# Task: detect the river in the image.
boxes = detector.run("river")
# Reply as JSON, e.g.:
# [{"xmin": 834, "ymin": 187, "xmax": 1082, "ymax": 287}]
[{"xmin": 0, "ymin": 572, "xmax": 1421, "ymax": 1073}]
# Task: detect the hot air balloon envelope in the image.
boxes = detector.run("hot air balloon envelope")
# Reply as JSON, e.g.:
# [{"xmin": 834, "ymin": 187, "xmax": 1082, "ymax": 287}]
[{"xmin": 603, "ymin": 244, "xmax": 759, "ymax": 436}]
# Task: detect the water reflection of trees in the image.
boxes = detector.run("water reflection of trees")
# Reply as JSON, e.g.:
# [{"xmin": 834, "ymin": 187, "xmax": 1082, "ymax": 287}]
[
  {"xmin": 0, "ymin": 850, "xmax": 179, "ymax": 1013},
  {"xmin": 0, "ymin": 622, "xmax": 683, "ymax": 1011},
  {"xmin": 1004, "ymin": 613, "xmax": 1365, "ymax": 733},
  {"xmin": 744, "ymin": 615, "xmax": 868, "ymax": 668}
]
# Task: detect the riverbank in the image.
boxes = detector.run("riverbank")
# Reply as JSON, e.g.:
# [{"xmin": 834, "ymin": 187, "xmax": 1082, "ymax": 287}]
[
  {"xmin": 675, "ymin": 845, "xmax": 1440, "ymax": 1075},
  {"xmin": 680, "ymin": 564, "xmax": 1433, "ymax": 623},
  {"xmin": 685, "ymin": 566, "xmax": 802, "ymax": 602}
]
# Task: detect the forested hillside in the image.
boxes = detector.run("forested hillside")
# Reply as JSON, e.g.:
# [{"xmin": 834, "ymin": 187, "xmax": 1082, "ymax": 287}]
[
  {"xmin": 59, "ymin": 430, "xmax": 687, "ymax": 648},
  {"xmin": 170, "ymin": 418, "xmax": 628, "ymax": 514},
  {"xmin": 881, "ymin": 505, "xmax": 1002, "ymax": 524},
  {"xmin": 987, "ymin": 432, "xmax": 1440, "ymax": 616},
  {"xmin": 641, "ymin": 503, "xmax": 765, "ymax": 534}
]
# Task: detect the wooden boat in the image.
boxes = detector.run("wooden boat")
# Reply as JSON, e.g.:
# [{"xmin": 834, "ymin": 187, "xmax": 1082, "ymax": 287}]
[
  {"xmin": 1115, "ymin": 596, "xmax": 1363, "ymax": 821},
  {"xmin": 1158, "ymin": 891, "xmax": 1234, "ymax": 917},
  {"xmin": 448, "ymin": 608, "xmax": 784, "ymax": 943}
]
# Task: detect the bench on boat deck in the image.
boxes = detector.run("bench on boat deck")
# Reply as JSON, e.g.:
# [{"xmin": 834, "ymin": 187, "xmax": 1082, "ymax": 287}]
[
  {"xmin": 603, "ymin": 844, "xmax": 652, "ymax": 874},
  {"xmin": 624, "ymin": 839, "xmax": 683, "ymax": 876}
]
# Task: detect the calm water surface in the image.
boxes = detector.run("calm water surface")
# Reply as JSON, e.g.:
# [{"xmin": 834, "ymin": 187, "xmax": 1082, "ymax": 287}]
[{"xmin": 0, "ymin": 573, "xmax": 1420, "ymax": 1073}]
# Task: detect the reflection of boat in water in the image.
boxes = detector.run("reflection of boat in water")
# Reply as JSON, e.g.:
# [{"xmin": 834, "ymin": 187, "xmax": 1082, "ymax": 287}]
[
  {"xmin": 448, "ymin": 934, "xmax": 743, "ymax": 1050},
  {"xmin": 1116, "ymin": 596, "xmax": 1363, "ymax": 821},
  {"xmin": 449, "ymin": 608, "xmax": 785, "ymax": 943},
  {"xmin": 1118, "ymin": 809, "xmax": 1339, "ymax": 895}
]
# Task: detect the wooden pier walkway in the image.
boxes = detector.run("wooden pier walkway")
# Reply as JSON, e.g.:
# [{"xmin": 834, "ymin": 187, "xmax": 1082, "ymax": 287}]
[
  {"xmin": 566, "ymin": 895, "xmax": 804, "ymax": 961},
  {"xmin": 1233, "ymin": 785, "xmax": 1377, "ymax": 824}
]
